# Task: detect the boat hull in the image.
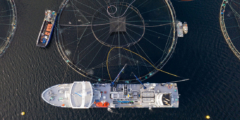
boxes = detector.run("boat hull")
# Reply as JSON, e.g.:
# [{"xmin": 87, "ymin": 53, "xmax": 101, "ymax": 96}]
[{"xmin": 36, "ymin": 10, "xmax": 57, "ymax": 48}]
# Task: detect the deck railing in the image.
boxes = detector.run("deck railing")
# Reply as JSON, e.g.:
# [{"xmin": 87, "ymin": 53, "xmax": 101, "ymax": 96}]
[{"xmin": 220, "ymin": 0, "xmax": 240, "ymax": 60}]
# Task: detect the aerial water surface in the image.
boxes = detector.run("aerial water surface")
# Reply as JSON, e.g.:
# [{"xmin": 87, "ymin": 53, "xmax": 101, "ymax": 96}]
[{"xmin": 0, "ymin": 0, "xmax": 239, "ymax": 119}]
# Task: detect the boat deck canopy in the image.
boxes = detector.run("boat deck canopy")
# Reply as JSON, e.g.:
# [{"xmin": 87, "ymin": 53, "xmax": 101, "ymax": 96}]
[{"xmin": 70, "ymin": 82, "xmax": 93, "ymax": 108}]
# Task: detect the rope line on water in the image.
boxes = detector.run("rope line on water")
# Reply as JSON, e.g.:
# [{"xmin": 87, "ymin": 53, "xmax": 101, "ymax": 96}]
[
  {"xmin": 106, "ymin": 47, "xmax": 180, "ymax": 81},
  {"xmin": 170, "ymin": 79, "xmax": 190, "ymax": 83},
  {"xmin": 107, "ymin": 0, "xmax": 136, "ymax": 18}
]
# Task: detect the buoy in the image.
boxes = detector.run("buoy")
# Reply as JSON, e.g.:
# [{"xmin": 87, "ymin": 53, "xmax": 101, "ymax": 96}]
[
  {"xmin": 21, "ymin": 112, "xmax": 25, "ymax": 116},
  {"xmin": 206, "ymin": 115, "xmax": 210, "ymax": 119},
  {"xmin": 61, "ymin": 104, "xmax": 65, "ymax": 107}
]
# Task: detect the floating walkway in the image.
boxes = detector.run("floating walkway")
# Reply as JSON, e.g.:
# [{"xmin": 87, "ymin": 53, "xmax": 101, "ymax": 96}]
[
  {"xmin": 220, "ymin": 0, "xmax": 240, "ymax": 60},
  {"xmin": 0, "ymin": 0, "xmax": 17, "ymax": 57}
]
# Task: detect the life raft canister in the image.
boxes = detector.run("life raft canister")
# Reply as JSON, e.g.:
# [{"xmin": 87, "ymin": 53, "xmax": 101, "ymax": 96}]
[{"xmin": 96, "ymin": 101, "xmax": 109, "ymax": 107}]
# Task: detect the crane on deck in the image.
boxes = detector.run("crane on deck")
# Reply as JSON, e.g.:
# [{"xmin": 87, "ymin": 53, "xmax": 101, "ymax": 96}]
[{"xmin": 111, "ymin": 64, "xmax": 127, "ymax": 87}]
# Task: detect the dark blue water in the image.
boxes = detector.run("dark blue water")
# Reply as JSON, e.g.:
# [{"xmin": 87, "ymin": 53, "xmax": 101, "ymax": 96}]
[{"xmin": 0, "ymin": 0, "xmax": 240, "ymax": 119}]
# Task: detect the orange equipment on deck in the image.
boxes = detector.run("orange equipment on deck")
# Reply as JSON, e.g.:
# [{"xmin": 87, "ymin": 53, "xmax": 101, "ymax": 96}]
[
  {"xmin": 45, "ymin": 31, "xmax": 50, "ymax": 36},
  {"xmin": 95, "ymin": 101, "xmax": 109, "ymax": 107},
  {"xmin": 46, "ymin": 24, "xmax": 52, "ymax": 32},
  {"xmin": 44, "ymin": 23, "xmax": 52, "ymax": 36}
]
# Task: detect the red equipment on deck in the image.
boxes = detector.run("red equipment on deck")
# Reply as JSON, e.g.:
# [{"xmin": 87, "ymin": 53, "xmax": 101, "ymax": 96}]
[{"xmin": 95, "ymin": 101, "xmax": 109, "ymax": 107}]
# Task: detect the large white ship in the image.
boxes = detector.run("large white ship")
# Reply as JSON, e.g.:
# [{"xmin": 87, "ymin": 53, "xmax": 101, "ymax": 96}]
[
  {"xmin": 41, "ymin": 81, "xmax": 179, "ymax": 109},
  {"xmin": 42, "ymin": 63, "xmax": 180, "ymax": 109}
]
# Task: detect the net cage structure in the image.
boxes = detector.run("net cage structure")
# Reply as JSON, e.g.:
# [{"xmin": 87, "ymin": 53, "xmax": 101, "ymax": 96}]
[
  {"xmin": 220, "ymin": 0, "xmax": 240, "ymax": 60},
  {"xmin": 56, "ymin": 0, "xmax": 178, "ymax": 82},
  {"xmin": 0, "ymin": 0, "xmax": 17, "ymax": 57}
]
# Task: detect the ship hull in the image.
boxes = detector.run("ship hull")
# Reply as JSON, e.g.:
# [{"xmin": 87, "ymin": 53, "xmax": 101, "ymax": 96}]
[
  {"xmin": 41, "ymin": 81, "xmax": 179, "ymax": 109},
  {"xmin": 36, "ymin": 10, "xmax": 57, "ymax": 47}
]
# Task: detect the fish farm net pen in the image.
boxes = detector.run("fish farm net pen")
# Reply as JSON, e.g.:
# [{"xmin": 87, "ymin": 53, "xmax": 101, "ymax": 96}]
[
  {"xmin": 55, "ymin": 0, "xmax": 180, "ymax": 82},
  {"xmin": 220, "ymin": 0, "xmax": 240, "ymax": 60}
]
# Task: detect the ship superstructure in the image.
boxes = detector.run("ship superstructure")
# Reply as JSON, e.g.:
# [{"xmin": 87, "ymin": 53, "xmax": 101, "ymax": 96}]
[
  {"xmin": 41, "ymin": 81, "xmax": 179, "ymax": 109},
  {"xmin": 177, "ymin": 21, "xmax": 183, "ymax": 37},
  {"xmin": 36, "ymin": 10, "xmax": 57, "ymax": 47}
]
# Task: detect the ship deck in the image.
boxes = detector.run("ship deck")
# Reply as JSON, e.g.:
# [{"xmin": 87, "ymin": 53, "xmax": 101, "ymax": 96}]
[
  {"xmin": 91, "ymin": 83, "xmax": 179, "ymax": 108},
  {"xmin": 42, "ymin": 81, "xmax": 179, "ymax": 108},
  {"xmin": 41, "ymin": 84, "xmax": 72, "ymax": 107},
  {"xmin": 36, "ymin": 10, "xmax": 56, "ymax": 47},
  {"xmin": 36, "ymin": 21, "xmax": 52, "ymax": 47}
]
